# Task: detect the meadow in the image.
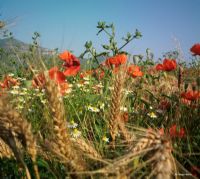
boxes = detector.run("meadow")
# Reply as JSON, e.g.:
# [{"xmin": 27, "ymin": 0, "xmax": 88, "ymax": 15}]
[{"xmin": 0, "ymin": 21, "xmax": 200, "ymax": 178}]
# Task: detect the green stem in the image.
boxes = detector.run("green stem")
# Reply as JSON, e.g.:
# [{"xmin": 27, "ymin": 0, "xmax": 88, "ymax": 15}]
[
  {"xmin": 118, "ymin": 36, "xmax": 135, "ymax": 52},
  {"xmin": 88, "ymin": 48, "xmax": 100, "ymax": 66},
  {"xmin": 103, "ymin": 29, "xmax": 112, "ymax": 38}
]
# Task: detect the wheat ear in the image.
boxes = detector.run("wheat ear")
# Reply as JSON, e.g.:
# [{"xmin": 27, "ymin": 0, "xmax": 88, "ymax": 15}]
[
  {"xmin": 44, "ymin": 77, "xmax": 85, "ymax": 171},
  {"xmin": 0, "ymin": 95, "xmax": 39, "ymax": 179},
  {"xmin": 72, "ymin": 137, "xmax": 102, "ymax": 159},
  {"xmin": 109, "ymin": 71, "xmax": 125, "ymax": 143},
  {"xmin": 131, "ymin": 129, "xmax": 175, "ymax": 179},
  {"xmin": 0, "ymin": 138, "xmax": 13, "ymax": 158}
]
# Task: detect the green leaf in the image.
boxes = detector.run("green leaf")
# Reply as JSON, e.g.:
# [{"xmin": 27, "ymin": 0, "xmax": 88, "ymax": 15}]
[{"xmin": 102, "ymin": 45, "xmax": 110, "ymax": 50}]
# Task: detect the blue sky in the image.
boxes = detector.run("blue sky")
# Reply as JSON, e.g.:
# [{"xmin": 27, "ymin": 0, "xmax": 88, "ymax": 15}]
[{"xmin": 1, "ymin": 0, "xmax": 200, "ymax": 60}]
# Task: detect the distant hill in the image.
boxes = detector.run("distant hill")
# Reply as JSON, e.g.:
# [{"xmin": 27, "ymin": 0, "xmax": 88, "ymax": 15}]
[
  {"xmin": 0, "ymin": 38, "xmax": 52, "ymax": 55},
  {"xmin": 0, "ymin": 38, "xmax": 106, "ymax": 70},
  {"xmin": 0, "ymin": 38, "xmax": 30, "ymax": 51}
]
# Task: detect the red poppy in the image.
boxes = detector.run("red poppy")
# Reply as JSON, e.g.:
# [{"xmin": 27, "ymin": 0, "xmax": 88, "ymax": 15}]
[
  {"xmin": 32, "ymin": 73, "xmax": 46, "ymax": 88},
  {"xmin": 121, "ymin": 112, "xmax": 129, "ymax": 123},
  {"xmin": 181, "ymin": 90, "xmax": 200, "ymax": 101},
  {"xmin": 94, "ymin": 68, "xmax": 105, "ymax": 79},
  {"xmin": 59, "ymin": 82, "xmax": 69, "ymax": 95},
  {"xmin": 155, "ymin": 64, "xmax": 164, "ymax": 71},
  {"xmin": 0, "ymin": 76, "xmax": 20, "ymax": 89},
  {"xmin": 127, "ymin": 65, "xmax": 143, "ymax": 78},
  {"xmin": 156, "ymin": 59, "xmax": 177, "ymax": 71},
  {"xmin": 0, "ymin": 81, "xmax": 5, "ymax": 88},
  {"xmin": 80, "ymin": 70, "xmax": 94, "ymax": 79},
  {"xmin": 63, "ymin": 66, "xmax": 80, "ymax": 76},
  {"xmin": 158, "ymin": 100, "xmax": 171, "ymax": 110},
  {"xmin": 105, "ymin": 54, "xmax": 127, "ymax": 67},
  {"xmin": 190, "ymin": 43, "xmax": 200, "ymax": 56},
  {"xmin": 191, "ymin": 166, "xmax": 200, "ymax": 177},
  {"xmin": 59, "ymin": 51, "xmax": 74, "ymax": 61},
  {"xmin": 59, "ymin": 51, "xmax": 81, "ymax": 76},
  {"xmin": 159, "ymin": 128, "xmax": 165, "ymax": 136},
  {"xmin": 169, "ymin": 124, "xmax": 185, "ymax": 138},
  {"xmin": 49, "ymin": 67, "xmax": 66, "ymax": 84}
]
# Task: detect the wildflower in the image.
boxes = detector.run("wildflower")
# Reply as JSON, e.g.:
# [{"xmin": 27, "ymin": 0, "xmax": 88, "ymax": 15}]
[
  {"xmin": 190, "ymin": 43, "xmax": 200, "ymax": 56},
  {"xmin": 87, "ymin": 105, "xmax": 100, "ymax": 112},
  {"xmin": 121, "ymin": 112, "xmax": 129, "ymax": 123},
  {"xmin": 94, "ymin": 68, "xmax": 105, "ymax": 79},
  {"xmin": 77, "ymin": 83, "xmax": 84, "ymax": 88},
  {"xmin": 191, "ymin": 166, "xmax": 200, "ymax": 177},
  {"xmin": 155, "ymin": 64, "xmax": 163, "ymax": 71},
  {"xmin": 12, "ymin": 86, "xmax": 20, "ymax": 89},
  {"xmin": 108, "ymin": 86, "xmax": 114, "ymax": 90},
  {"xmin": 59, "ymin": 50, "xmax": 81, "ymax": 76},
  {"xmin": 32, "ymin": 73, "xmax": 46, "ymax": 88},
  {"xmin": 10, "ymin": 90, "xmax": 19, "ymax": 95},
  {"xmin": 16, "ymin": 104, "xmax": 24, "ymax": 110},
  {"xmin": 83, "ymin": 81, "xmax": 90, "ymax": 85},
  {"xmin": 67, "ymin": 120, "xmax": 78, "ymax": 128},
  {"xmin": 159, "ymin": 128, "xmax": 165, "ymax": 135},
  {"xmin": 120, "ymin": 106, "xmax": 128, "ymax": 112},
  {"xmin": 158, "ymin": 100, "xmax": 171, "ymax": 110},
  {"xmin": 99, "ymin": 102, "xmax": 105, "ymax": 110},
  {"xmin": 156, "ymin": 59, "xmax": 177, "ymax": 71},
  {"xmin": 169, "ymin": 124, "xmax": 185, "ymax": 138},
  {"xmin": 1, "ymin": 76, "xmax": 20, "ymax": 88},
  {"xmin": 147, "ymin": 112, "xmax": 157, "ymax": 118},
  {"xmin": 105, "ymin": 54, "xmax": 127, "ymax": 67},
  {"xmin": 94, "ymin": 83, "xmax": 104, "ymax": 89},
  {"xmin": 59, "ymin": 83, "xmax": 70, "ymax": 95},
  {"xmin": 127, "ymin": 65, "xmax": 143, "ymax": 78},
  {"xmin": 123, "ymin": 89, "xmax": 132, "ymax": 95},
  {"xmin": 181, "ymin": 90, "xmax": 200, "ymax": 101},
  {"xmin": 49, "ymin": 67, "xmax": 66, "ymax": 84},
  {"xmin": 71, "ymin": 128, "xmax": 81, "ymax": 138},
  {"xmin": 80, "ymin": 70, "xmax": 93, "ymax": 79},
  {"xmin": 28, "ymin": 109, "xmax": 32, "ymax": 112},
  {"xmin": 102, "ymin": 136, "xmax": 109, "ymax": 143},
  {"xmin": 41, "ymin": 99, "xmax": 47, "ymax": 104},
  {"xmin": 8, "ymin": 73, "xmax": 14, "ymax": 77}
]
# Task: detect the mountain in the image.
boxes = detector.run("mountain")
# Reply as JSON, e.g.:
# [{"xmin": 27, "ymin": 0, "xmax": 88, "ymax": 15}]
[
  {"xmin": 0, "ymin": 38, "xmax": 30, "ymax": 51},
  {"xmin": 0, "ymin": 38, "xmax": 52, "ymax": 55}
]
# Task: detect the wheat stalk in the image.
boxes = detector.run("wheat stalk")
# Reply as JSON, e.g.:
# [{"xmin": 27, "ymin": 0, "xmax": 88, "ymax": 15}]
[
  {"xmin": 109, "ymin": 70, "xmax": 125, "ymax": 144},
  {"xmin": 44, "ymin": 77, "xmax": 86, "ymax": 171},
  {"xmin": 0, "ymin": 95, "xmax": 39, "ymax": 179}
]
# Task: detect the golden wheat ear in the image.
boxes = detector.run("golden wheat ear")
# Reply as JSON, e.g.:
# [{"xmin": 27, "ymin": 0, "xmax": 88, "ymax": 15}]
[
  {"xmin": 0, "ymin": 138, "xmax": 13, "ymax": 158},
  {"xmin": 43, "ymin": 75, "xmax": 86, "ymax": 171},
  {"xmin": 72, "ymin": 137, "xmax": 102, "ymax": 160},
  {"xmin": 131, "ymin": 129, "xmax": 175, "ymax": 179},
  {"xmin": 109, "ymin": 70, "xmax": 125, "ymax": 145},
  {"xmin": 0, "ymin": 95, "xmax": 39, "ymax": 179}
]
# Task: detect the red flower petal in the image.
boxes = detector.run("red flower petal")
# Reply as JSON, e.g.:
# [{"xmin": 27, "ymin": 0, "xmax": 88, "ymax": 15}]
[
  {"xmin": 59, "ymin": 51, "xmax": 74, "ymax": 61},
  {"xmin": 105, "ymin": 54, "xmax": 127, "ymax": 67},
  {"xmin": 63, "ymin": 66, "xmax": 81, "ymax": 76},
  {"xmin": 49, "ymin": 67, "xmax": 66, "ymax": 84},
  {"xmin": 190, "ymin": 43, "xmax": 200, "ymax": 56},
  {"xmin": 155, "ymin": 64, "xmax": 164, "ymax": 71}
]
